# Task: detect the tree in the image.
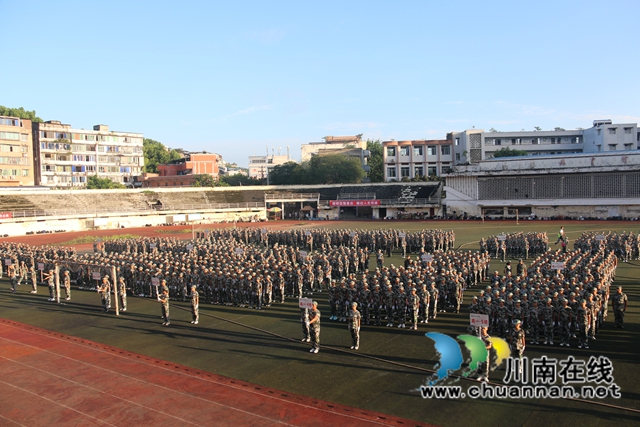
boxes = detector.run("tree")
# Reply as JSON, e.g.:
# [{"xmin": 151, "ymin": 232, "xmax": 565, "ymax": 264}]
[
  {"xmin": 0, "ymin": 105, "xmax": 43, "ymax": 122},
  {"xmin": 86, "ymin": 175, "xmax": 126, "ymax": 189},
  {"xmin": 492, "ymin": 147, "xmax": 529, "ymax": 158},
  {"xmin": 220, "ymin": 174, "xmax": 261, "ymax": 186},
  {"xmin": 534, "ymin": 126, "xmax": 541, "ymax": 131},
  {"xmin": 269, "ymin": 161, "xmax": 305, "ymax": 185},
  {"xmin": 143, "ymin": 138, "xmax": 182, "ymax": 173},
  {"xmin": 308, "ymin": 154, "xmax": 364, "ymax": 184},
  {"xmin": 366, "ymin": 139, "xmax": 384, "ymax": 182},
  {"xmin": 489, "ymin": 127, "xmax": 498, "ymax": 132},
  {"xmin": 554, "ymin": 127, "xmax": 566, "ymax": 131},
  {"xmin": 191, "ymin": 174, "xmax": 215, "ymax": 187}
]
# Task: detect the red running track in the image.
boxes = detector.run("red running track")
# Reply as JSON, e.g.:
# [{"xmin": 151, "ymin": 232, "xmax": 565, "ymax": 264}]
[{"xmin": 0, "ymin": 318, "xmax": 435, "ymax": 427}]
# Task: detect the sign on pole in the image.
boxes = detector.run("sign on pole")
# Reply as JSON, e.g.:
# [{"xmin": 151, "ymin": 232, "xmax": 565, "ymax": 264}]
[
  {"xmin": 92, "ymin": 272, "xmax": 102, "ymax": 280},
  {"xmin": 498, "ymin": 234, "xmax": 506, "ymax": 241},
  {"xmin": 551, "ymin": 262, "xmax": 565, "ymax": 271},
  {"xmin": 299, "ymin": 250, "xmax": 308, "ymax": 260},
  {"xmin": 149, "ymin": 243, "xmax": 156, "ymax": 250},
  {"xmin": 305, "ymin": 231, "xmax": 311, "ymax": 236},
  {"xmin": 186, "ymin": 244, "xmax": 194, "ymax": 251},
  {"xmin": 421, "ymin": 254, "xmax": 433, "ymax": 262},
  {"xmin": 470, "ymin": 313, "xmax": 489, "ymax": 327},
  {"xmin": 398, "ymin": 232, "xmax": 406, "ymax": 238},
  {"xmin": 235, "ymin": 247, "xmax": 244, "ymax": 255},
  {"xmin": 298, "ymin": 297, "xmax": 313, "ymax": 309},
  {"xmin": 350, "ymin": 231, "xmax": 356, "ymax": 237},
  {"xmin": 151, "ymin": 277, "xmax": 160, "ymax": 287},
  {"xmin": 37, "ymin": 262, "xmax": 45, "ymax": 271}
]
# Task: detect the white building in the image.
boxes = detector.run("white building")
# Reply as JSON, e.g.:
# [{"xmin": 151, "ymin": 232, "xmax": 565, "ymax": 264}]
[
  {"xmin": 301, "ymin": 135, "xmax": 367, "ymax": 162},
  {"xmin": 383, "ymin": 139, "xmax": 453, "ymax": 181},
  {"xmin": 445, "ymin": 151, "xmax": 640, "ymax": 219},
  {"xmin": 450, "ymin": 120, "xmax": 639, "ymax": 165},
  {"xmin": 248, "ymin": 153, "xmax": 292, "ymax": 180},
  {"xmin": 32, "ymin": 121, "xmax": 144, "ymax": 187}
]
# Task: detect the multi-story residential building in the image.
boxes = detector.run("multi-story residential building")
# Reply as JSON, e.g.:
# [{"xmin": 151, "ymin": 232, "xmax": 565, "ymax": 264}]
[
  {"xmin": 383, "ymin": 139, "xmax": 453, "ymax": 182},
  {"xmin": 0, "ymin": 116, "xmax": 35, "ymax": 186},
  {"xmin": 450, "ymin": 120, "xmax": 639, "ymax": 165},
  {"xmin": 32, "ymin": 121, "xmax": 144, "ymax": 187}
]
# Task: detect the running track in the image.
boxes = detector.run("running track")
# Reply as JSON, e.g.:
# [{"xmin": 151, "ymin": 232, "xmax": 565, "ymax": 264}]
[{"xmin": 0, "ymin": 319, "xmax": 434, "ymax": 427}]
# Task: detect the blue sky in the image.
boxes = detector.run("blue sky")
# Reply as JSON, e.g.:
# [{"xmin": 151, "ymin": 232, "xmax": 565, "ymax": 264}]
[{"xmin": 2, "ymin": 0, "xmax": 639, "ymax": 165}]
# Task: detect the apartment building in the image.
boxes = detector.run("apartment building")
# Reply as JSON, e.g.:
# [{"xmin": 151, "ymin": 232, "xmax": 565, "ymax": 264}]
[
  {"xmin": 383, "ymin": 139, "xmax": 453, "ymax": 181},
  {"xmin": 0, "ymin": 116, "xmax": 35, "ymax": 186},
  {"xmin": 32, "ymin": 121, "xmax": 144, "ymax": 187}
]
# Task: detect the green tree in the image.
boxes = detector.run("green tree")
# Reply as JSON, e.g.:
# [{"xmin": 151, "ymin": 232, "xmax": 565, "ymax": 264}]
[
  {"xmin": 86, "ymin": 175, "xmax": 126, "ymax": 189},
  {"xmin": 366, "ymin": 139, "xmax": 384, "ymax": 182},
  {"xmin": 220, "ymin": 174, "xmax": 261, "ymax": 186},
  {"xmin": 0, "ymin": 105, "xmax": 43, "ymax": 122},
  {"xmin": 143, "ymin": 138, "xmax": 182, "ymax": 173},
  {"xmin": 269, "ymin": 161, "xmax": 306, "ymax": 185},
  {"xmin": 492, "ymin": 147, "xmax": 529, "ymax": 158},
  {"xmin": 307, "ymin": 154, "xmax": 364, "ymax": 184},
  {"xmin": 191, "ymin": 174, "xmax": 215, "ymax": 187}
]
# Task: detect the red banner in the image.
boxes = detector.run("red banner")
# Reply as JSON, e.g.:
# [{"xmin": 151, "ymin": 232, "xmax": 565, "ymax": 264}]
[
  {"xmin": 0, "ymin": 212, "xmax": 12, "ymax": 219},
  {"xmin": 329, "ymin": 200, "xmax": 381, "ymax": 207}
]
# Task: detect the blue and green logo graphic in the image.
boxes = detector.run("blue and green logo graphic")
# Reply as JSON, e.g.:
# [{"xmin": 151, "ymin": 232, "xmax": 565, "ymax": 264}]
[{"xmin": 425, "ymin": 332, "xmax": 510, "ymax": 385}]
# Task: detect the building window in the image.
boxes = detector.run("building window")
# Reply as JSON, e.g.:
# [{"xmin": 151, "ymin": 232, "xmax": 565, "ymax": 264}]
[
  {"xmin": 455, "ymin": 138, "xmax": 460, "ymax": 146},
  {"xmin": 413, "ymin": 146, "xmax": 423, "ymax": 156},
  {"xmin": 400, "ymin": 146, "xmax": 410, "ymax": 156},
  {"xmin": 427, "ymin": 146, "xmax": 437, "ymax": 156},
  {"xmin": 624, "ymin": 143, "xmax": 634, "ymax": 150},
  {"xmin": 386, "ymin": 147, "xmax": 396, "ymax": 157},
  {"xmin": 494, "ymin": 139, "xmax": 502, "ymax": 146},
  {"xmin": 624, "ymin": 127, "xmax": 632, "ymax": 134},
  {"xmin": 400, "ymin": 167, "xmax": 410, "ymax": 177},
  {"xmin": 608, "ymin": 128, "xmax": 617, "ymax": 135},
  {"xmin": 387, "ymin": 167, "xmax": 396, "ymax": 178},
  {"xmin": 441, "ymin": 145, "xmax": 451, "ymax": 155},
  {"xmin": 455, "ymin": 153, "xmax": 461, "ymax": 161},
  {"xmin": 414, "ymin": 166, "xmax": 423, "ymax": 177},
  {"xmin": 597, "ymin": 129, "xmax": 601, "ymax": 136},
  {"xmin": 441, "ymin": 165, "xmax": 452, "ymax": 174},
  {"xmin": 608, "ymin": 144, "xmax": 617, "ymax": 151},
  {"xmin": 428, "ymin": 166, "xmax": 437, "ymax": 176}
]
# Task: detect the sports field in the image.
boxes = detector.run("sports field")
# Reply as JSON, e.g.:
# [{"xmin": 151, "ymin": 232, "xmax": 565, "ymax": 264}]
[{"xmin": 0, "ymin": 219, "xmax": 638, "ymax": 427}]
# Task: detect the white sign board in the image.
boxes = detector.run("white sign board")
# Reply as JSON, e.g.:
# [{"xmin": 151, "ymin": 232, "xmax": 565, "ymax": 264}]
[
  {"xmin": 595, "ymin": 235, "xmax": 606, "ymax": 241},
  {"xmin": 186, "ymin": 244, "xmax": 194, "ymax": 251},
  {"xmin": 299, "ymin": 250, "xmax": 308, "ymax": 260},
  {"xmin": 187, "ymin": 213, "xmax": 202, "ymax": 221},
  {"xmin": 149, "ymin": 243, "xmax": 156, "ymax": 250},
  {"xmin": 551, "ymin": 262, "xmax": 565, "ymax": 270},
  {"xmin": 172, "ymin": 214, "xmax": 186, "ymax": 222},
  {"xmin": 151, "ymin": 277, "xmax": 160, "ymax": 287},
  {"xmin": 470, "ymin": 313, "xmax": 490, "ymax": 327},
  {"xmin": 235, "ymin": 247, "xmax": 244, "ymax": 255},
  {"xmin": 261, "ymin": 228, "xmax": 267, "ymax": 234},
  {"xmin": 4, "ymin": 258, "xmax": 12, "ymax": 266},
  {"xmin": 92, "ymin": 272, "xmax": 102, "ymax": 280},
  {"xmin": 421, "ymin": 254, "xmax": 433, "ymax": 262},
  {"xmin": 93, "ymin": 218, "xmax": 108, "ymax": 226},
  {"xmin": 350, "ymin": 232, "xmax": 356, "ymax": 237},
  {"xmin": 37, "ymin": 262, "xmax": 45, "ymax": 271},
  {"xmin": 398, "ymin": 232, "xmax": 406, "ymax": 238},
  {"xmin": 305, "ymin": 231, "xmax": 311, "ymax": 236},
  {"xmin": 498, "ymin": 234, "xmax": 506, "ymax": 241},
  {"xmin": 298, "ymin": 297, "xmax": 314, "ymax": 309}
]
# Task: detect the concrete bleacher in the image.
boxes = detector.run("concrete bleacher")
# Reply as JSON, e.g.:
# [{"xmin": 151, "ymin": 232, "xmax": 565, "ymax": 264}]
[{"xmin": 0, "ymin": 194, "xmax": 38, "ymax": 213}]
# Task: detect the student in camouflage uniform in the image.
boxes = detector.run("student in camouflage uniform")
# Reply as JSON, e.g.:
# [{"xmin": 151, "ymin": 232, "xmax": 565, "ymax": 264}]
[
  {"xmin": 158, "ymin": 289, "xmax": 170, "ymax": 326},
  {"xmin": 45, "ymin": 269, "xmax": 56, "ymax": 301},
  {"xmin": 63, "ymin": 270, "xmax": 71, "ymax": 301},
  {"xmin": 612, "ymin": 286, "xmax": 628, "ymax": 328},
  {"xmin": 97, "ymin": 276, "xmax": 111, "ymax": 312},
  {"xmin": 29, "ymin": 265, "xmax": 37, "ymax": 294},
  {"xmin": 190, "ymin": 284, "xmax": 199, "ymax": 324},
  {"xmin": 8, "ymin": 264, "xmax": 17, "ymax": 293},
  {"xmin": 509, "ymin": 319, "xmax": 526, "ymax": 365},
  {"xmin": 408, "ymin": 288, "xmax": 420, "ymax": 330},
  {"xmin": 478, "ymin": 326, "xmax": 492, "ymax": 382},
  {"xmin": 118, "ymin": 277, "xmax": 127, "ymax": 312},
  {"xmin": 543, "ymin": 298, "xmax": 555, "ymax": 345},
  {"xmin": 576, "ymin": 299, "xmax": 590, "ymax": 349},
  {"xmin": 301, "ymin": 307, "xmax": 310, "ymax": 342},
  {"xmin": 347, "ymin": 302, "xmax": 361, "ymax": 350},
  {"xmin": 528, "ymin": 300, "xmax": 541, "ymax": 344},
  {"xmin": 308, "ymin": 301, "xmax": 321, "ymax": 353},
  {"xmin": 558, "ymin": 298, "xmax": 572, "ymax": 346}
]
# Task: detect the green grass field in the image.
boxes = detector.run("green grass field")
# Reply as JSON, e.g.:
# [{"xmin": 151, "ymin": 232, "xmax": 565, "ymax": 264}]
[{"xmin": 1, "ymin": 220, "xmax": 638, "ymax": 427}]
